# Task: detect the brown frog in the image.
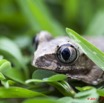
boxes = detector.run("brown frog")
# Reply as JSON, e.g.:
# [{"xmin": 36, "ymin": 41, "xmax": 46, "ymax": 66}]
[{"xmin": 32, "ymin": 31, "xmax": 104, "ymax": 85}]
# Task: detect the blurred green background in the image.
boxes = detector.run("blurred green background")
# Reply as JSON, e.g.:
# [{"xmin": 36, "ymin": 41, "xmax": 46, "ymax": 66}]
[{"xmin": 1, "ymin": 0, "xmax": 104, "ymax": 38}]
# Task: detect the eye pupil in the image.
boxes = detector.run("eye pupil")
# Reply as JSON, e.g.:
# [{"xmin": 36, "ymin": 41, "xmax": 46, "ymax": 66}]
[{"xmin": 61, "ymin": 48, "xmax": 70, "ymax": 61}]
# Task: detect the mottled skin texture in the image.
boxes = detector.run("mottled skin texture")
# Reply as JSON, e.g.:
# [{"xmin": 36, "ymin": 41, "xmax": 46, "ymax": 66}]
[{"xmin": 32, "ymin": 31, "xmax": 104, "ymax": 85}]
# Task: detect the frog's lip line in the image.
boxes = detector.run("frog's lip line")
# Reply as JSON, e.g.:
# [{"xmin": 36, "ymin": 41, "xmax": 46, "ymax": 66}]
[
  {"xmin": 36, "ymin": 65, "xmax": 90, "ymax": 75},
  {"xmin": 35, "ymin": 66, "xmax": 69, "ymax": 74},
  {"xmin": 34, "ymin": 63, "xmax": 86, "ymax": 73}
]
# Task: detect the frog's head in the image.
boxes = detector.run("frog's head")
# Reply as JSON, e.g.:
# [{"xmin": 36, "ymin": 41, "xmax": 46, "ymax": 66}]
[
  {"xmin": 32, "ymin": 31, "xmax": 104, "ymax": 85},
  {"xmin": 32, "ymin": 31, "xmax": 80, "ymax": 73}
]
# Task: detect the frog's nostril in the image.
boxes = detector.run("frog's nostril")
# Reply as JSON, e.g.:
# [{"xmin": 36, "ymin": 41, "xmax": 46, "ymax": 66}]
[{"xmin": 57, "ymin": 44, "xmax": 79, "ymax": 64}]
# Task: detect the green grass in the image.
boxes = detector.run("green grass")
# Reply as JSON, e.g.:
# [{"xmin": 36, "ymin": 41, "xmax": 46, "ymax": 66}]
[{"xmin": 66, "ymin": 28, "xmax": 104, "ymax": 70}]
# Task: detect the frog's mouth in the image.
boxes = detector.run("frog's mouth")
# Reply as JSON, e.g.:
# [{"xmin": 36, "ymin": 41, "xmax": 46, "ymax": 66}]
[
  {"xmin": 55, "ymin": 67, "xmax": 90, "ymax": 75},
  {"xmin": 33, "ymin": 53, "xmax": 79, "ymax": 73},
  {"xmin": 33, "ymin": 53, "xmax": 92, "ymax": 77}
]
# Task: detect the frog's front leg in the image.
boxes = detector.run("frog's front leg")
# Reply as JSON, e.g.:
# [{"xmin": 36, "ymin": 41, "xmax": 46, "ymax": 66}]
[{"xmin": 67, "ymin": 66, "xmax": 104, "ymax": 85}]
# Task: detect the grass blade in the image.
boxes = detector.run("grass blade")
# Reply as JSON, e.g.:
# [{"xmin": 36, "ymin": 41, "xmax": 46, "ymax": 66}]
[
  {"xmin": 0, "ymin": 87, "xmax": 45, "ymax": 98},
  {"xmin": 66, "ymin": 28, "xmax": 104, "ymax": 70}
]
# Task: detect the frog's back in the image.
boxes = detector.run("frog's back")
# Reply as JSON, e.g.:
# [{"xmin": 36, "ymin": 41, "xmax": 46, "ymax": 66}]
[{"xmin": 86, "ymin": 36, "xmax": 104, "ymax": 51}]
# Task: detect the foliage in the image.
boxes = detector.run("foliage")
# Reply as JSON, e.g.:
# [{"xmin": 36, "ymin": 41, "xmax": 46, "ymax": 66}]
[
  {"xmin": 0, "ymin": 0, "xmax": 104, "ymax": 103},
  {"xmin": 66, "ymin": 28, "xmax": 104, "ymax": 70}
]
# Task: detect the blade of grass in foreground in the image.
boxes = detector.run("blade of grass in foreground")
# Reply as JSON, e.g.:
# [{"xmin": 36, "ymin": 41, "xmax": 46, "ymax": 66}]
[
  {"xmin": 0, "ymin": 87, "xmax": 45, "ymax": 98},
  {"xmin": 66, "ymin": 28, "xmax": 104, "ymax": 71}
]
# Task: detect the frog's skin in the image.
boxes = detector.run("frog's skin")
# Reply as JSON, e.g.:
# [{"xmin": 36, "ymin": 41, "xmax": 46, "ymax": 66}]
[{"xmin": 32, "ymin": 31, "xmax": 104, "ymax": 85}]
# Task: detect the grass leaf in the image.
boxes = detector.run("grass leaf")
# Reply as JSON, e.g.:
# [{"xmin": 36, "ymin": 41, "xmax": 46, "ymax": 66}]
[
  {"xmin": 66, "ymin": 28, "xmax": 104, "ymax": 71},
  {"xmin": 0, "ymin": 38, "xmax": 25, "ymax": 69},
  {"xmin": 74, "ymin": 88, "xmax": 99, "ymax": 103},
  {"xmin": 0, "ymin": 59, "xmax": 11, "ymax": 73},
  {"xmin": 0, "ymin": 38, "xmax": 28, "ymax": 78},
  {"xmin": 32, "ymin": 70, "xmax": 56, "ymax": 79},
  {"xmin": 23, "ymin": 98, "xmax": 58, "ymax": 103},
  {"xmin": 48, "ymin": 74, "xmax": 67, "ymax": 81},
  {"xmin": 0, "ymin": 87, "xmax": 45, "ymax": 98},
  {"xmin": 3, "ymin": 69, "xmax": 26, "ymax": 84},
  {"xmin": 0, "ymin": 59, "xmax": 25, "ymax": 84},
  {"xmin": 58, "ymin": 87, "xmax": 99, "ymax": 103},
  {"xmin": 0, "ymin": 72, "xmax": 5, "ymax": 80},
  {"xmin": 97, "ymin": 89, "xmax": 104, "ymax": 96},
  {"xmin": 26, "ymin": 74, "xmax": 67, "ymax": 83}
]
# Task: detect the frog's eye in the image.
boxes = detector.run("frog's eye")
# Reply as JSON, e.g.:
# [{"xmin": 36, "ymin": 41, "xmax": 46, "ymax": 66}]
[
  {"xmin": 57, "ymin": 44, "xmax": 79, "ymax": 64},
  {"xmin": 32, "ymin": 36, "xmax": 39, "ymax": 50}
]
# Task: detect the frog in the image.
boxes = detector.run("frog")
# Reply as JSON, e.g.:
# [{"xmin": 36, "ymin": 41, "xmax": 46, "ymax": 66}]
[{"xmin": 32, "ymin": 31, "xmax": 104, "ymax": 85}]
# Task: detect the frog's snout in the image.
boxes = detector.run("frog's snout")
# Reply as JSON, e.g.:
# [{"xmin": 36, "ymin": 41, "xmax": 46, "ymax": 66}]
[{"xmin": 32, "ymin": 54, "xmax": 58, "ymax": 71}]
